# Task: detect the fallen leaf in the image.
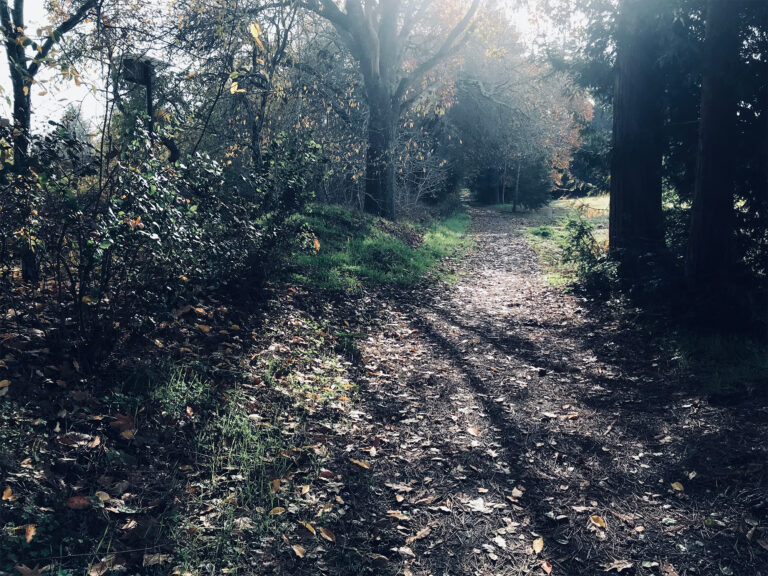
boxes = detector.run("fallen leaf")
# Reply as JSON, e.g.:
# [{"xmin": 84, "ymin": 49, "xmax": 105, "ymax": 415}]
[
  {"xmin": 533, "ymin": 537, "xmax": 544, "ymax": 554},
  {"xmin": 0, "ymin": 379, "xmax": 10, "ymax": 388},
  {"xmin": 270, "ymin": 479, "xmax": 281, "ymax": 493},
  {"xmin": 467, "ymin": 426, "xmax": 480, "ymax": 436},
  {"xmin": 301, "ymin": 485, "xmax": 310, "ymax": 495},
  {"xmin": 670, "ymin": 482, "xmax": 684, "ymax": 492},
  {"xmin": 406, "ymin": 526, "xmax": 431, "ymax": 545},
  {"xmin": 142, "ymin": 553, "xmax": 171, "ymax": 567},
  {"xmin": 3, "ymin": 486, "xmax": 14, "ymax": 500},
  {"xmin": 397, "ymin": 546, "xmax": 415, "ymax": 558},
  {"xmin": 602, "ymin": 559, "xmax": 633, "ymax": 572},
  {"xmin": 367, "ymin": 553, "xmax": 388, "ymax": 566},
  {"xmin": 25, "ymin": 524, "xmax": 36, "ymax": 543},
  {"xmin": 468, "ymin": 497, "xmax": 491, "ymax": 513},
  {"xmin": 318, "ymin": 526, "xmax": 336, "ymax": 542},
  {"xmin": 589, "ymin": 515, "xmax": 607, "ymax": 529},
  {"xmin": 94, "ymin": 491, "xmax": 110, "ymax": 502},
  {"xmin": 292, "ymin": 544, "xmax": 306, "ymax": 558},
  {"xmin": 661, "ymin": 561, "xmax": 680, "ymax": 576},
  {"xmin": 299, "ymin": 521, "xmax": 315, "ymax": 535},
  {"xmin": 541, "ymin": 560, "xmax": 553, "ymax": 574},
  {"xmin": 269, "ymin": 506, "xmax": 286, "ymax": 516},
  {"xmin": 350, "ymin": 458, "xmax": 370, "ymax": 469},
  {"xmin": 65, "ymin": 496, "xmax": 91, "ymax": 510},
  {"xmin": 387, "ymin": 510, "xmax": 410, "ymax": 520},
  {"xmin": 88, "ymin": 556, "xmax": 117, "ymax": 576}
]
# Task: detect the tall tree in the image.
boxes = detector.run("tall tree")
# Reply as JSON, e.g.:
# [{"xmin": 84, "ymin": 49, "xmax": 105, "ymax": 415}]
[
  {"xmin": 301, "ymin": 0, "xmax": 481, "ymax": 219},
  {"xmin": 608, "ymin": 0, "xmax": 666, "ymax": 270},
  {"xmin": 685, "ymin": 0, "xmax": 741, "ymax": 284},
  {"xmin": 0, "ymin": 0, "xmax": 98, "ymax": 163}
]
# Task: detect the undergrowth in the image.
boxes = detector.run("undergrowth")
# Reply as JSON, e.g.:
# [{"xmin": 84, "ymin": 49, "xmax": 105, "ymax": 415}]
[{"xmin": 287, "ymin": 204, "xmax": 470, "ymax": 291}]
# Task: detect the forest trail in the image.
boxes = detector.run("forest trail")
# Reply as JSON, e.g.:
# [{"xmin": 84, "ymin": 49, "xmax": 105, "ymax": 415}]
[{"xmin": 328, "ymin": 208, "xmax": 767, "ymax": 576}]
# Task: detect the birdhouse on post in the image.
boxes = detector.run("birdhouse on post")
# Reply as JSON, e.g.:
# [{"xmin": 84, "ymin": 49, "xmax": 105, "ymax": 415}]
[{"xmin": 122, "ymin": 57, "xmax": 153, "ymax": 86}]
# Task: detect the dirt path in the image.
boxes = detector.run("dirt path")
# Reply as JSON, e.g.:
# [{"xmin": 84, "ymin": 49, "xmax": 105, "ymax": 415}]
[{"xmin": 330, "ymin": 208, "xmax": 767, "ymax": 576}]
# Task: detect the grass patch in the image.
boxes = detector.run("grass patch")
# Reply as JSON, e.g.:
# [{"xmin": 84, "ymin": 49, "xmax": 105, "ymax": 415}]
[
  {"xmin": 288, "ymin": 205, "xmax": 470, "ymax": 291},
  {"xmin": 505, "ymin": 196, "xmax": 611, "ymax": 289}
]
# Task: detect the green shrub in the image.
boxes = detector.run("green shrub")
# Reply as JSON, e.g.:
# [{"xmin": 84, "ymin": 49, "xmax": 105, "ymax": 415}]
[
  {"xmin": 0, "ymin": 125, "xmax": 320, "ymax": 367},
  {"xmin": 529, "ymin": 225, "xmax": 555, "ymax": 238},
  {"xmin": 562, "ymin": 215, "xmax": 617, "ymax": 294}
]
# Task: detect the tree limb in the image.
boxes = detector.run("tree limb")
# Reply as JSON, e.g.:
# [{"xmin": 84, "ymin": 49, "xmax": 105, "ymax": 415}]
[
  {"xmin": 394, "ymin": 0, "xmax": 480, "ymax": 104},
  {"xmin": 27, "ymin": 0, "xmax": 98, "ymax": 78}
]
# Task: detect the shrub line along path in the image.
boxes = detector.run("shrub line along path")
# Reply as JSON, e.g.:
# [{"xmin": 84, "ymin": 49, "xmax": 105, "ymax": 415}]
[{"xmin": 320, "ymin": 207, "xmax": 767, "ymax": 576}]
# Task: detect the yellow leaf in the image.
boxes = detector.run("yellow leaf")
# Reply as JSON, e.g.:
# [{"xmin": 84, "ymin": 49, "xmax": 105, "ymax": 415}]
[
  {"xmin": 269, "ymin": 506, "xmax": 286, "ymax": 516},
  {"xmin": 0, "ymin": 380, "xmax": 10, "ymax": 388},
  {"xmin": 301, "ymin": 485, "xmax": 310, "ymax": 495},
  {"xmin": 589, "ymin": 515, "xmax": 607, "ymax": 529},
  {"xmin": 671, "ymin": 482, "xmax": 684, "ymax": 492},
  {"xmin": 313, "ymin": 237, "xmax": 321, "ymax": 252},
  {"xmin": 270, "ymin": 478, "xmax": 281, "ymax": 493},
  {"xmin": 350, "ymin": 458, "xmax": 370, "ymax": 469},
  {"xmin": 532, "ymin": 536, "xmax": 544, "ymax": 554},
  {"xmin": 2, "ymin": 486, "xmax": 13, "ymax": 500},
  {"xmin": 318, "ymin": 526, "xmax": 336, "ymax": 542},
  {"xmin": 292, "ymin": 544, "xmax": 306, "ymax": 558},
  {"xmin": 25, "ymin": 524, "xmax": 36, "ymax": 543},
  {"xmin": 299, "ymin": 520, "xmax": 316, "ymax": 535},
  {"xmin": 249, "ymin": 22, "xmax": 265, "ymax": 50},
  {"xmin": 22, "ymin": 86, "xmax": 28, "ymax": 96},
  {"xmin": 194, "ymin": 324, "xmax": 211, "ymax": 333}
]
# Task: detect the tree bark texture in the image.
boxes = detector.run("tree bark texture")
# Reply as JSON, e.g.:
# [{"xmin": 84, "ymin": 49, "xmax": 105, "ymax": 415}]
[
  {"xmin": 686, "ymin": 0, "xmax": 741, "ymax": 283},
  {"xmin": 609, "ymin": 0, "xmax": 666, "ymax": 267}
]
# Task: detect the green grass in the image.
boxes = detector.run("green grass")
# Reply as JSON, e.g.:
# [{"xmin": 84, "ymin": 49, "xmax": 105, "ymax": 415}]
[
  {"xmin": 288, "ymin": 205, "xmax": 471, "ymax": 291},
  {"xmin": 502, "ymin": 195, "xmax": 610, "ymax": 289}
]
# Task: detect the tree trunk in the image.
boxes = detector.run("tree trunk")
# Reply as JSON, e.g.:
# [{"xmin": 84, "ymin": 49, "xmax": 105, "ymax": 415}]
[
  {"xmin": 11, "ymin": 77, "xmax": 30, "ymax": 163},
  {"xmin": 365, "ymin": 97, "xmax": 397, "ymax": 219},
  {"xmin": 609, "ymin": 0, "xmax": 666, "ymax": 269},
  {"xmin": 686, "ymin": 0, "xmax": 741, "ymax": 283},
  {"xmin": 513, "ymin": 158, "xmax": 521, "ymax": 212}
]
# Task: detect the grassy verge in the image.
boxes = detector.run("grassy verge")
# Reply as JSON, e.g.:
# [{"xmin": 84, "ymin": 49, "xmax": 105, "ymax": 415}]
[
  {"xmin": 500, "ymin": 196, "xmax": 610, "ymax": 288},
  {"xmin": 287, "ymin": 204, "xmax": 471, "ymax": 291}
]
